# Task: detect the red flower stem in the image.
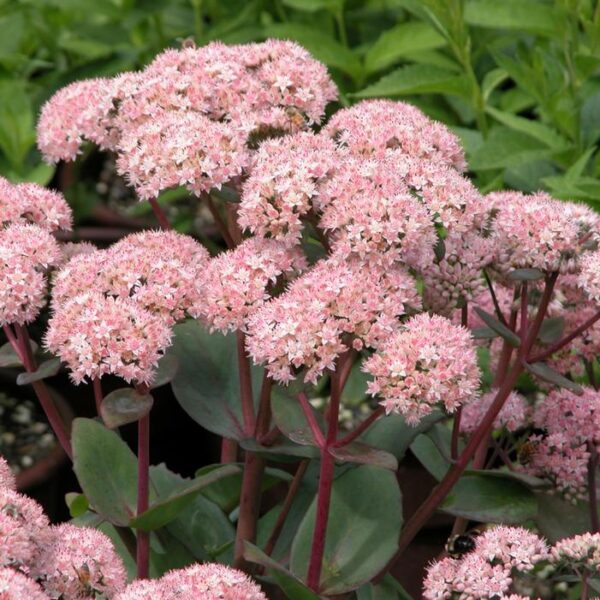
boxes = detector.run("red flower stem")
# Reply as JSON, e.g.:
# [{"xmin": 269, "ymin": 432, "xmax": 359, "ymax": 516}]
[
  {"xmin": 220, "ymin": 439, "xmax": 238, "ymax": 463},
  {"xmin": 236, "ymin": 331, "xmax": 256, "ymax": 436},
  {"xmin": 483, "ymin": 269, "xmax": 508, "ymax": 325},
  {"xmin": 298, "ymin": 392, "xmax": 326, "ymax": 448},
  {"xmin": 2, "ymin": 325, "xmax": 22, "ymax": 359},
  {"xmin": 529, "ymin": 308, "xmax": 600, "ymax": 363},
  {"xmin": 451, "ymin": 305, "xmax": 469, "ymax": 460},
  {"xmin": 519, "ymin": 282, "xmax": 528, "ymax": 349},
  {"xmin": 206, "ymin": 195, "xmax": 235, "ymax": 249},
  {"xmin": 307, "ymin": 367, "xmax": 343, "ymax": 591},
  {"xmin": 136, "ymin": 412, "xmax": 150, "ymax": 579},
  {"xmin": 582, "ymin": 571, "xmax": 590, "ymax": 600},
  {"xmin": 11, "ymin": 324, "xmax": 72, "ymax": 459},
  {"xmin": 225, "ymin": 204, "xmax": 243, "ymax": 246},
  {"xmin": 147, "ymin": 197, "xmax": 171, "ymax": 230},
  {"xmin": 588, "ymin": 442, "xmax": 599, "ymax": 533},
  {"xmin": 264, "ymin": 459, "xmax": 309, "ymax": 557},
  {"xmin": 378, "ymin": 273, "xmax": 558, "ymax": 579},
  {"xmin": 92, "ymin": 378, "xmax": 103, "ymax": 416},
  {"xmin": 333, "ymin": 406, "xmax": 385, "ymax": 448},
  {"xmin": 258, "ymin": 425, "xmax": 281, "ymax": 446},
  {"xmin": 233, "ymin": 374, "xmax": 272, "ymax": 569}
]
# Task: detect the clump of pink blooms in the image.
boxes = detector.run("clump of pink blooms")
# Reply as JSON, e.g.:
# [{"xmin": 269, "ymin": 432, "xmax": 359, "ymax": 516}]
[
  {"xmin": 515, "ymin": 387, "xmax": 600, "ymax": 499},
  {"xmin": 0, "ymin": 487, "xmax": 51, "ymax": 570},
  {"xmin": 0, "ymin": 177, "xmax": 72, "ymax": 231},
  {"xmin": 0, "ymin": 567, "xmax": 49, "ymax": 599},
  {"xmin": 45, "ymin": 293, "xmax": 172, "ymax": 384},
  {"xmin": 460, "ymin": 390, "xmax": 529, "ymax": 435},
  {"xmin": 423, "ymin": 526, "xmax": 550, "ymax": 599},
  {"xmin": 551, "ymin": 532, "xmax": 600, "ymax": 570},
  {"xmin": 0, "ymin": 456, "xmax": 266, "ymax": 599},
  {"xmin": 423, "ymin": 232, "xmax": 496, "ymax": 315},
  {"xmin": 363, "ymin": 313, "xmax": 480, "ymax": 425},
  {"xmin": 238, "ymin": 132, "xmax": 338, "ymax": 244},
  {"xmin": 246, "ymin": 255, "xmax": 420, "ymax": 384},
  {"xmin": 38, "ymin": 40, "xmax": 337, "ymax": 200},
  {"xmin": 0, "ymin": 458, "xmax": 15, "ymax": 491},
  {"xmin": 324, "ymin": 99, "xmax": 467, "ymax": 171},
  {"xmin": 0, "ymin": 180, "xmax": 70, "ymax": 327},
  {"xmin": 115, "ymin": 563, "xmax": 267, "ymax": 600},
  {"xmin": 34, "ymin": 523, "xmax": 127, "ymax": 599},
  {"xmin": 193, "ymin": 237, "xmax": 306, "ymax": 333},
  {"xmin": 489, "ymin": 191, "xmax": 598, "ymax": 274}
]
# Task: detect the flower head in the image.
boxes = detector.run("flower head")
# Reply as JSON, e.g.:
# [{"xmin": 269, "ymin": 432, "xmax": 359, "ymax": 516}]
[
  {"xmin": 0, "ymin": 488, "xmax": 50, "ymax": 569},
  {"xmin": 551, "ymin": 532, "xmax": 600, "ymax": 571},
  {"xmin": 0, "ymin": 224, "xmax": 60, "ymax": 270},
  {"xmin": 238, "ymin": 132, "xmax": 338, "ymax": 244},
  {"xmin": 37, "ymin": 78, "xmax": 121, "ymax": 162},
  {"xmin": 194, "ymin": 237, "xmax": 306, "ymax": 332},
  {"xmin": 490, "ymin": 192, "xmax": 598, "ymax": 273},
  {"xmin": 460, "ymin": 390, "xmax": 529, "ymax": 435},
  {"xmin": 246, "ymin": 256, "xmax": 420, "ymax": 383},
  {"xmin": 363, "ymin": 313, "xmax": 480, "ymax": 425},
  {"xmin": 116, "ymin": 109, "xmax": 248, "ymax": 199},
  {"xmin": 475, "ymin": 526, "xmax": 549, "ymax": 571},
  {"xmin": 35, "ymin": 524, "xmax": 127, "ymax": 599},
  {"xmin": 52, "ymin": 231, "xmax": 208, "ymax": 324},
  {"xmin": 0, "ymin": 178, "xmax": 72, "ymax": 231},
  {"xmin": 160, "ymin": 563, "xmax": 267, "ymax": 600},
  {"xmin": 0, "ymin": 457, "xmax": 15, "ymax": 491},
  {"xmin": 325, "ymin": 99, "xmax": 466, "ymax": 171},
  {"xmin": 0, "ymin": 568, "xmax": 49, "ymax": 599},
  {"xmin": 45, "ymin": 293, "xmax": 172, "ymax": 384},
  {"xmin": 423, "ymin": 232, "xmax": 496, "ymax": 315}
]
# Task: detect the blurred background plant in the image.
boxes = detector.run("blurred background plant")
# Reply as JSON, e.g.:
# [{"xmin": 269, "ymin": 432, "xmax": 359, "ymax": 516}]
[{"xmin": 3, "ymin": 0, "xmax": 600, "ymax": 231}]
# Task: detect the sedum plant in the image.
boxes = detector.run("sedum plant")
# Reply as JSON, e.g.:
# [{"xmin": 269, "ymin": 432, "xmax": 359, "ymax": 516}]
[{"xmin": 3, "ymin": 38, "xmax": 600, "ymax": 599}]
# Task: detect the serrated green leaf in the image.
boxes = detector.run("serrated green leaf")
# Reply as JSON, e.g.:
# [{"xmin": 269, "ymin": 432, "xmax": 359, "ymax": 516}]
[
  {"xmin": 465, "ymin": 0, "xmax": 559, "ymax": 36},
  {"xmin": 469, "ymin": 127, "xmax": 554, "ymax": 171},
  {"xmin": 354, "ymin": 64, "xmax": 471, "ymax": 99},
  {"xmin": 244, "ymin": 543, "xmax": 322, "ymax": 600},
  {"xmin": 508, "ymin": 268, "xmax": 545, "ymax": 281},
  {"xmin": 365, "ymin": 21, "xmax": 445, "ymax": 74},
  {"xmin": 485, "ymin": 106, "xmax": 570, "ymax": 151}
]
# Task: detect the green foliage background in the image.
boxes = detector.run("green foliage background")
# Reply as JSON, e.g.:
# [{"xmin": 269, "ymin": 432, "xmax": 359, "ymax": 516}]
[{"xmin": 2, "ymin": 0, "xmax": 600, "ymax": 205}]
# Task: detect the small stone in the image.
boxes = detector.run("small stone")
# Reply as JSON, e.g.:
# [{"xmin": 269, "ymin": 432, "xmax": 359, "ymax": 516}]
[{"xmin": 20, "ymin": 455, "xmax": 33, "ymax": 468}]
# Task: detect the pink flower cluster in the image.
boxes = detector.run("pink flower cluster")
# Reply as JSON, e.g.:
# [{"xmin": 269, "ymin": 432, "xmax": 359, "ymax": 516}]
[
  {"xmin": 551, "ymin": 532, "xmax": 600, "ymax": 570},
  {"xmin": 38, "ymin": 40, "xmax": 337, "ymax": 199},
  {"xmin": 239, "ymin": 102, "xmax": 484, "ymax": 266},
  {"xmin": 489, "ymin": 191, "xmax": 598, "ymax": 274},
  {"xmin": 193, "ymin": 237, "xmax": 306, "ymax": 333},
  {"xmin": 519, "ymin": 387, "xmax": 600, "ymax": 499},
  {"xmin": 363, "ymin": 313, "xmax": 480, "ymax": 425},
  {"xmin": 0, "ymin": 457, "xmax": 15, "ymax": 491},
  {"xmin": 0, "ymin": 179, "xmax": 71, "ymax": 327},
  {"xmin": 246, "ymin": 256, "xmax": 420, "ymax": 383},
  {"xmin": 0, "ymin": 463, "xmax": 125, "ymax": 599},
  {"xmin": 0, "ymin": 566, "xmax": 49, "ymax": 599},
  {"xmin": 45, "ymin": 293, "xmax": 172, "ymax": 384},
  {"xmin": 0, "ymin": 178, "xmax": 72, "ymax": 231},
  {"xmin": 423, "ymin": 526, "xmax": 548, "ymax": 599},
  {"xmin": 424, "ymin": 232, "xmax": 496, "ymax": 315},
  {"xmin": 460, "ymin": 390, "xmax": 529, "ymax": 435},
  {"xmin": 116, "ymin": 563, "xmax": 267, "ymax": 600},
  {"xmin": 324, "ymin": 99, "xmax": 467, "ymax": 171},
  {"xmin": 237, "ymin": 132, "xmax": 338, "ymax": 244}
]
